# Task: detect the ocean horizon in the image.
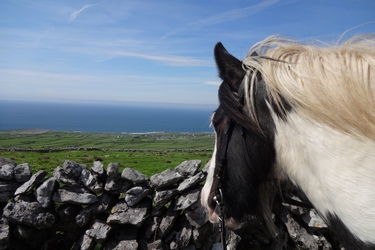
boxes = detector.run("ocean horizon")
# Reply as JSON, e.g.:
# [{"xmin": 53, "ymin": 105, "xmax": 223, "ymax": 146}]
[{"xmin": 0, "ymin": 100, "xmax": 216, "ymax": 134}]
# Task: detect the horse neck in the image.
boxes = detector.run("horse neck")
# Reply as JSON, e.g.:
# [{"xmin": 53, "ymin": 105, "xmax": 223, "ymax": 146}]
[{"xmin": 272, "ymin": 111, "xmax": 375, "ymax": 243}]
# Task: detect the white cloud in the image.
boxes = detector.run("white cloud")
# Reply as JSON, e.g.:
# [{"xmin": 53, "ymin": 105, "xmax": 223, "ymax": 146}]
[
  {"xmin": 161, "ymin": 0, "xmax": 280, "ymax": 39},
  {"xmin": 69, "ymin": 3, "xmax": 101, "ymax": 22},
  {"xmin": 114, "ymin": 51, "xmax": 213, "ymax": 67}
]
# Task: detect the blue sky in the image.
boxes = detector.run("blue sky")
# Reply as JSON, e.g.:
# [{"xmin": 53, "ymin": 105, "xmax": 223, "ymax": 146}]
[{"xmin": 1, "ymin": 0, "xmax": 374, "ymax": 107}]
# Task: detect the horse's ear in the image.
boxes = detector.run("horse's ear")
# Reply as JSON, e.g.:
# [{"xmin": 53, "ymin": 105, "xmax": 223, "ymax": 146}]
[{"xmin": 214, "ymin": 42, "xmax": 244, "ymax": 91}]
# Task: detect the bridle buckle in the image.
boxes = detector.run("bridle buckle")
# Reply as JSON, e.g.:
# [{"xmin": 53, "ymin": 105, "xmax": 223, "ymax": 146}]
[{"xmin": 213, "ymin": 188, "xmax": 226, "ymax": 248}]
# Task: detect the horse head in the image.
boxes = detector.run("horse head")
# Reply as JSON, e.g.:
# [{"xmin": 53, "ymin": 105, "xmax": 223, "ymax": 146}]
[
  {"xmin": 201, "ymin": 42, "xmax": 278, "ymax": 228},
  {"xmin": 201, "ymin": 36, "xmax": 375, "ymax": 249}
]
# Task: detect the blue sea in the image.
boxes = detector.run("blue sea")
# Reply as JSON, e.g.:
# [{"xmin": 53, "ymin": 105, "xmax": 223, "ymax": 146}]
[{"xmin": 0, "ymin": 100, "xmax": 216, "ymax": 133}]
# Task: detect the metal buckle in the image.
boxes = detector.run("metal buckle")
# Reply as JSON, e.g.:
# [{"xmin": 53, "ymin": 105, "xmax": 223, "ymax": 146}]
[{"xmin": 213, "ymin": 189, "xmax": 226, "ymax": 248}]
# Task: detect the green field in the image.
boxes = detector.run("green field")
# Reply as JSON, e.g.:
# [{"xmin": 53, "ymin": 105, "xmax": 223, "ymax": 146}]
[
  {"xmin": 0, "ymin": 130, "xmax": 215, "ymax": 177},
  {"xmin": 0, "ymin": 130, "xmax": 214, "ymax": 150}
]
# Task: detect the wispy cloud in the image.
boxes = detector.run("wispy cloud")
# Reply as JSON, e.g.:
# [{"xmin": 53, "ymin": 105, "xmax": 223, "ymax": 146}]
[
  {"xmin": 114, "ymin": 51, "xmax": 213, "ymax": 67},
  {"xmin": 69, "ymin": 2, "xmax": 101, "ymax": 22},
  {"xmin": 204, "ymin": 81, "xmax": 221, "ymax": 86},
  {"xmin": 161, "ymin": 0, "xmax": 280, "ymax": 39}
]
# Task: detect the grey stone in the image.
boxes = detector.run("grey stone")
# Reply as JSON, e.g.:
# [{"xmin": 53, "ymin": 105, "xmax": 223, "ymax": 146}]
[
  {"xmin": 313, "ymin": 235, "xmax": 332, "ymax": 250},
  {"xmin": 145, "ymin": 216, "xmax": 161, "ymax": 239},
  {"xmin": 92, "ymin": 161, "xmax": 104, "ymax": 176},
  {"xmin": 107, "ymin": 162, "xmax": 120, "ymax": 177},
  {"xmin": 0, "ymin": 218, "xmax": 10, "ymax": 249},
  {"xmin": 105, "ymin": 239, "xmax": 138, "ymax": 250},
  {"xmin": 192, "ymin": 222, "xmax": 216, "ymax": 249},
  {"xmin": 184, "ymin": 200, "xmax": 208, "ymax": 228},
  {"xmin": 147, "ymin": 239, "xmax": 166, "ymax": 250},
  {"xmin": 177, "ymin": 172, "xmax": 205, "ymax": 192},
  {"xmin": 0, "ymin": 181, "xmax": 20, "ymax": 202},
  {"xmin": 53, "ymin": 166, "xmax": 80, "ymax": 187},
  {"xmin": 0, "ymin": 191, "xmax": 13, "ymax": 203},
  {"xmin": 0, "ymin": 164, "xmax": 15, "ymax": 180},
  {"xmin": 53, "ymin": 186, "xmax": 98, "ymax": 205},
  {"xmin": 169, "ymin": 223, "xmax": 192, "ymax": 250},
  {"xmin": 75, "ymin": 209, "xmax": 92, "ymax": 228},
  {"xmin": 54, "ymin": 204, "xmax": 82, "ymax": 233},
  {"xmin": 76, "ymin": 193, "xmax": 117, "ymax": 227},
  {"xmin": 174, "ymin": 187, "xmax": 201, "ymax": 211},
  {"xmin": 153, "ymin": 188, "xmax": 179, "ymax": 207},
  {"xmin": 14, "ymin": 170, "xmax": 47, "ymax": 195},
  {"xmin": 150, "ymin": 205, "xmax": 167, "ymax": 217},
  {"xmin": 121, "ymin": 167, "xmax": 148, "ymax": 183},
  {"xmin": 0, "ymin": 156, "xmax": 16, "ymax": 168},
  {"xmin": 79, "ymin": 168, "xmax": 103, "ymax": 194},
  {"xmin": 103, "ymin": 225, "xmax": 138, "ymax": 250},
  {"xmin": 175, "ymin": 160, "xmax": 201, "ymax": 177},
  {"xmin": 85, "ymin": 220, "xmax": 112, "ymax": 243},
  {"xmin": 0, "ymin": 180, "xmax": 19, "ymax": 192},
  {"xmin": 107, "ymin": 198, "xmax": 151, "ymax": 227},
  {"xmin": 105, "ymin": 173, "xmax": 133, "ymax": 194},
  {"xmin": 63, "ymin": 160, "xmax": 83, "ymax": 177},
  {"xmin": 302, "ymin": 209, "xmax": 328, "ymax": 229},
  {"xmin": 158, "ymin": 204, "xmax": 178, "ymax": 237},
  {"xmin": 3, "ymin": 194, "xmax": 56, "ymax": 229},
  {"xmin": 53, "ymin": 160, "xmax": 83, "ymax": 187},
  {"xmin": 283, "ymin": 195, "xmax": 309, "ymax": 215},
  {"xmin": 125, "ymin": 186, "xmax": 153, "ymax": 206},
  {"xmin": 14, "ymin": 163, "xmax": 32, "ymax": 182},
  {"xmin": 150, "ymin": 168, "xmax": 183, "ymax": 189},
  {"xmin": 74, "ymin": 234, "xmax": 96, "ymax": 250},
  {"xmin": 226, "ymin": 230, "xmax": 241, "ymax": 250},
  {"xmin": 280, "ymin": 209, "xmax": 318, "ymax": 250},
  {"xmin": 35, "ymin": 177, "xmax": 58, "ymax": 208}
]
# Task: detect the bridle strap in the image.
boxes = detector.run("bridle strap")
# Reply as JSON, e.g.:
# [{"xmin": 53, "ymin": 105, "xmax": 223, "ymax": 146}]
[
  {"xmin": 213, "ymin": 119, "xmax": 235, "ymax": 249},
  {"xmin": 213, "ymin": 189, "xmax": 226, "ymax": 249}
]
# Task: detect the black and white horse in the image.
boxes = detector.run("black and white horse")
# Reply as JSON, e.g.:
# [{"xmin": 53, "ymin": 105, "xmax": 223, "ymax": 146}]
[{"xmin": 201, "ymin": 35, "xmax": 375, "ymax": 249}]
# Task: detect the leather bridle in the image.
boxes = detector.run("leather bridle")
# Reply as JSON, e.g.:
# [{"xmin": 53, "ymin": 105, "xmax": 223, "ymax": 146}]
[{"xmin": 213, "ymin": 118, "xmax": 235, "ymax": 249}]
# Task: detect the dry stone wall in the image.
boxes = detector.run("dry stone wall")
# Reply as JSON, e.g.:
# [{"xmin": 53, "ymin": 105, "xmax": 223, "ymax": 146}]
[{"xmin": 0, "ymin": 156, "xmax": 342, "ymax": 249}]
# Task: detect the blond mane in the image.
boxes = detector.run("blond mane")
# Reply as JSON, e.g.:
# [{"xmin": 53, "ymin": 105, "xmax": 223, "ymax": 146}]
[{"xmin": 242, "ymin": 35, "xmax": 375, "ymax": 140}]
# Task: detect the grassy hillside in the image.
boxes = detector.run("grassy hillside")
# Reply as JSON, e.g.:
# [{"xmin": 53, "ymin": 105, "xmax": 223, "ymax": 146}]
[{"xmin": 0, "ymin": 130, "xmax": 215, "ymax": 177}]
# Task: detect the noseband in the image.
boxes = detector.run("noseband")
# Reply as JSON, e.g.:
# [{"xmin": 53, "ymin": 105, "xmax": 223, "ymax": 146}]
[{"xmin": 213, "ymin": 118, "xmax": 234, "ymax": 249}]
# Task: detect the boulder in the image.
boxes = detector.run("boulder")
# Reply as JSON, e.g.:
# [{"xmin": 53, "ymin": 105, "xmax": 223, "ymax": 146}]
[
  {"xmin": 174, "ymin": 187, "xmax": 201, "ymax": 211},
  {"xmin": 35, "ymin": 177, "xmax": 58, "ymax": 208},
  {"xmin": 175, "ymin": 160, "xmax": 201, "ymax": 177},
  {"xmin": 153, "ymin": 188, "xmax": 179, "ymax": 208},
  {"xmin": 107, "ymin": 198, "xmax": 152, "ymax": 227},
  {"xmin": 79, "ymin": 168, "xmax": 103, "ymax": 194},
  {"xmin": 3, "ymin": 194, "xmax": 56, "ymax": 229},
  {"xmin": 0, "ymin": 164, "xmax": 15, "ymax": 181},
  {"xmin": 0, "ymin": 218, "xmax": 10, "ymax": 250},
  {"xmin": 177, "ymin": 172, "xmax": 205, "ymax": 192},
  {"xmin": 85, "ymin": 220, "xmax": 112, "ymax": 243},
  {"xmin": 121, "ymin": 167, "xmax": 148, "ymax": 184},
  {"xmin": 14, "ymin": 163, "xmax": 32, "ymax": 182},
  {"xmin": 0, "ymin": 156, "xmax": 16, "ymax": 168},
  {"xmin": 150, "ymin": 169, "xmax": 183, "ymax": 189},
  {"xmin": 53, "ymin": 186, "xmax": 98, "ymax": 205},
  {"xmin": 14, "ymin": 170, "xmax": 47, "ymax": 195},
  {"xmin": 125, "ymin": 186, "xmax": 153, "ymax": 206}
]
